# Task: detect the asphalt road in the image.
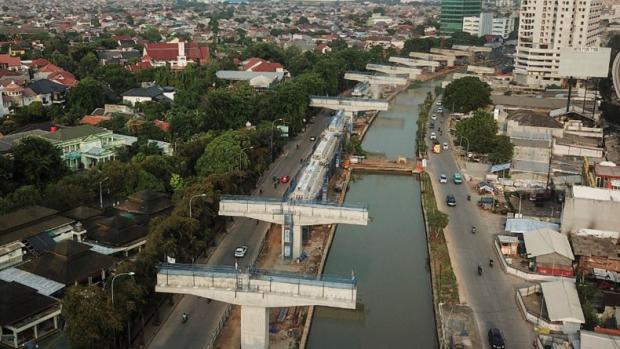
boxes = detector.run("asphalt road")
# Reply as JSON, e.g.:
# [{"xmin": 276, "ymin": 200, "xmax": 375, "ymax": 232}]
[
  {"xmin": 149, "ymin": 110, "xmax": 333, "ymax": 349},
  {"xmin": 425, "ymin": 103, "xmax": 535, "ymax": 349}
]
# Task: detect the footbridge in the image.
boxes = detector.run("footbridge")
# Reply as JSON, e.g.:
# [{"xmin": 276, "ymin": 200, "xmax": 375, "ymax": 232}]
[
  {"xmin": 156, "ymin": 263, "xmax": 357, "ymax": 349},
  {"xmin": 365, "ymin": 63, "xmax": 421, "ymax": 79},
  {"xmin": 344, "ymin": 72, "xmax": 408, "ymax": 98},
  {"xmin": 219, "ymin": 196, "xmax": 369, "ymax": 259},
  {"xmin": 388, "ymin": 56, "xmax": 440, "ymax": 72}
]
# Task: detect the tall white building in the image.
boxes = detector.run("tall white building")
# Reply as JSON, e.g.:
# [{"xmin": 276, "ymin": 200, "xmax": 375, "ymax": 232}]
[
  {"xmin": 462, "ymin": 13, "xmax": 516, "ymax": 38},
  {"xmin": 514, "ymin": 0, "xmax": 603, "ymax": 86}
]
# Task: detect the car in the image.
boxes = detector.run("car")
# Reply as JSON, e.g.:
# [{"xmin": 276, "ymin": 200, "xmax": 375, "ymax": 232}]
[
  {"xmin": 234, "ymin": 246, "xmax": 248, "ymax": 258},
  {"xmin": 442, "ymin": 142, "xmax": 448, "ymax": 150},
  {"xmin": 310, "ymin": 136, "xmax": 317, "ymax": 141},
  {"xmin": 453, "ymin": 172, "xmax": 463, "ymax": 184},
  {"xmin": 280, "ymin": 175, "xmax": 290, "ymax": 183},
  {"xmin": 431, "ymin": 114, "xmax": 437, "ymax": 120},
  {"xmin": 430, "ymin": 132, "xmax": 437, "ymax": 140},
  {"xmin": 437, "ymin": 107, "xmax": 443, "ymax": 113},
  {"xmin": 439, "ymin": 174, "xmax": 448, "ymax": 183},
  {"xmin": 429, "ymin": 122, "xmax": 435, "ymax": 129},
  {"xmin": 436, "ymin": 101, "xmax": 442, "ymax": 106},
  {"xmin": 488, "ymin": 328, "xmax": 505, "ymax": 349},
  {"xmin": 446, "ymin": 194, "xmax": 456, "ymax": 207}
]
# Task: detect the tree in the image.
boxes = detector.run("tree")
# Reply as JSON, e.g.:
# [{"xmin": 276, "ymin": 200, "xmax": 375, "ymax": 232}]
[
  {"xmin": 488, "ymin": 135, "xmax": 514, "ymax": 164},
  {"xmin": 12, "ymin": 137, "xmax": 67, "ymax": 187},
  {"xmin": 195, "ymin": 130, "xmax": 250, "ymax": 176},
  {"xmin": 455, "ymin": 110, "xmax": 497, "ymax": 154},
  {"xmin": 68, "ymin": 77, "xmax": 107, "ymax": 116},
  {"xmin": 443, "ymin": 77, "xmax": 491, "ymax": 113},
  {"xmin": 93, "ymin": 65, "xmax": 137, "ymax": 98},
  {"xmin": 296, "ymin": 16, "xmax": 310, "ymax": 25},
  {"xmin": 428, "ymin": 210, "xmax": 449, "ymax": 239},
  {"xmin": 62, "ymin": 285, "xmax": 122, "ymax": 349}
]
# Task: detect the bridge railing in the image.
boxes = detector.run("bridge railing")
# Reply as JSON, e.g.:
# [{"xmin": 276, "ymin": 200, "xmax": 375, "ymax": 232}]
[
  {"xmin": 220, "ymin": 195, "xmax": 368, "ymax": 211},
  {"xmin": 309, "ymin": 95, "xmax": 387, "ymax": 103}
]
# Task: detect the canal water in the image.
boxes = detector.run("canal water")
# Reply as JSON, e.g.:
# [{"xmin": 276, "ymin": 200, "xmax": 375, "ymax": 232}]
[{"xmin": 307, "ymin": 83, "xmax": 438, "ymax": 349}]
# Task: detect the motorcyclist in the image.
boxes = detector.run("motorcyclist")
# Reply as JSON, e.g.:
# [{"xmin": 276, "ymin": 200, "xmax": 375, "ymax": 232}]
[
  {"xmin": 182, "ymin": 312, "xmax": 189, "ymax": 323},
  {"xmin": 477, "ymin": 265, "xmax": 483, "ymax": 275},
  {"xmin": 489, "ymin": 258, "xmax": 494, "ymax": 267},
  {"xmin": 471, "ymin": 226, "xmax": 476, "ymax": 234}
]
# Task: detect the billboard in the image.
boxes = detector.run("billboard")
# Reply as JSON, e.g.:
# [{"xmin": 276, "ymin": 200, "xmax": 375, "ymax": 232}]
[{"xmin": 558, "ymin": 47, "xmax": 611, "ymax": 78}]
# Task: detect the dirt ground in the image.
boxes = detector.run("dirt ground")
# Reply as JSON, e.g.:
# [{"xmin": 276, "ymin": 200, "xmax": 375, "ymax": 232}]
[{"xmin": 440, "ymin": 303, "xmax": 483, "ymax": 349}]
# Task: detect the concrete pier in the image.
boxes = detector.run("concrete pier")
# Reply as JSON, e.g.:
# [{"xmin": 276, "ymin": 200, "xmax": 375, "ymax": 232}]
[{"xmin": 156, "ymin": 263, "xmax": 358, "ymax": 349}]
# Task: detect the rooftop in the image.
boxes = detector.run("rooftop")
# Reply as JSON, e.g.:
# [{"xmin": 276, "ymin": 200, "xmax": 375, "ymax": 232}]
[
  {"xmin": 570, "ymin": 235, "xmax": 620, "ymax": 259},
  {"xmin": 507, "ymin": 110, "xmax": 563, "ymax": 128},
  {"xmin": 572, "ymin": 186, "xmax": 620, "ymax": 202},
  {"xmin": 39, "ymin": 125, "xmax": 109, "ymax": 143},
  {"xmin": 523, "ymin": 228, "xmax": 575, "ymax": 260},
  {"xmin": 0, "ymin": 280, "xmax": 59, "ymax": 326}
]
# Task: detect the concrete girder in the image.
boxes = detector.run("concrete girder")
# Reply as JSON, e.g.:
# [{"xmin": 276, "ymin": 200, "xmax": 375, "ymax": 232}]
[
  {"xmin": 388, "ymin": 57, "xmax": 440, "ymax": 72},
  {"xmin": 218, "ymin": 199, "xmax": 369, "ymax": 226},
  {"xmin": 409, "ymin": 52, "xmax": 455, "ymax": 67},
  {"xmin": 309, "ymin": 96, "xmax": 389, "ymax": 112},
  {"xmin": 344, "ymin": 72, "xmax": 408, "ymax": 99},
  {"xmin": 430, "ymin": 48, "xmax": 472, "ymax": 59},
  {"xmin": 365, "ymin": 64, "xmax": 421, "ymax": 80}
]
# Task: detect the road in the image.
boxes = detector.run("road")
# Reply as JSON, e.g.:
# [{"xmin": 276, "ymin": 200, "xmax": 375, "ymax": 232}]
[
  {"xmin": 149, "ymin": 110, "xmax": 333, "ymax": 349},
  {"xmin": 424, "ymin": 102, "xmax": 535, "ymax": 348}
]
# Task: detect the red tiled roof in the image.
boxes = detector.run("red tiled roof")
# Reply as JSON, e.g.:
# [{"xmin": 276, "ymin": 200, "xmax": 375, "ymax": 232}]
[
  {"xmin": 153, "ymin": 119, "xmax": 170, "ymax": 132},
  {"xmin": 4, "ymin": 80, "xmax": 24, "ymax": 93},
  {"xmin": 39, "ymin": 63, "xmax": 64, "ymax": 74},
  {"xmin": 0, "ymin": 54, "xmax": 21, "ymax": 67},
  {"xmin": 0, "ymin": 69, "xmax": 18, "ymax": 78},
  {"xmin": 48, "ymin": 71, "xmax": 78, "ymax": 88},
  {"xmin": 30, "ymin": 58, "xmax": 50, "ymax": 69},
  {"xmin": 144, "ymin": 42, "xmax": 209, "ymax": 64},
  {"xmin": 80, "ymin": 115, "xmax": 112, "ymax": 126},
  {"xmin": 241, "ymin": 58, "xmax": 283, "ymax": 72},
  {"xmin": 126, "ymin": 58, "xmax": 153, "ymax": 73}
]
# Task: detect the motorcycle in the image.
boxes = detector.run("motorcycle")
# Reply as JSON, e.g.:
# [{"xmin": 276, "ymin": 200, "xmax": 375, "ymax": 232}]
[
  {"xmin": 477, "ymin": 265, "xmax": 483, "ymax": 276},
  {"xmin": 471, "ymin": 226, "xmax": 476, "ymax": 234},
  {"xmin": 467, "ymin": 194, "xmax": 471, "ymax": 201},
  {"xmin": 181, "ymin": 312, "xmax": 189, "ymax": 323},
  {"xmin": 489, "ymin": 259, "xmax": 494, "ymax": 268}
]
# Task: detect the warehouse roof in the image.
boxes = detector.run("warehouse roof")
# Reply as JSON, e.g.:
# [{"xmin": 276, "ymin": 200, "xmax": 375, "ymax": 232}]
[
  {"xmin": 572, "ymin": 186, "xmax": 620, "ymax": 202},
  {"xmin": 523, "ymin": 228, "xmax": 574, "ymax": 260},
  {"xmin": 541, "ymin": 281, "xmax": 585, "ymax": 324}
]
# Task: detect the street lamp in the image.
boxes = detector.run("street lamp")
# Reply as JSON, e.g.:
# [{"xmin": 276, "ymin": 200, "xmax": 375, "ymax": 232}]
[
  {"xmin": 189, "ymin": 194, "xmax": 208, "ymax": 219},
  {"xmin": 99, "ymin": 177, "xmax": 109, "ymax": 209},
  {"xmin": 111, "ymin": 272, "xmax": 135, "ymax": 305},
  {"xmin": 270, "ymin": 118, "xmax": 285, "ymax": 162},
  {"xmin": 239, "ymin": 146, "xmax": 254, "ymax": 170}
]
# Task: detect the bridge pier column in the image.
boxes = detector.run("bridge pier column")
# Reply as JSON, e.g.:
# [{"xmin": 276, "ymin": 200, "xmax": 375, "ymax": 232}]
[
  {"xmin": 292, "ymin": 224, "xmax": 303, "ymax": 260},
  {"xmin": 241, "ymin": 306, "xmax": 269, "ymax": 349},
  {"xmin": 370, "ymin": 84, "xmax": 382, "ymax": 99}
]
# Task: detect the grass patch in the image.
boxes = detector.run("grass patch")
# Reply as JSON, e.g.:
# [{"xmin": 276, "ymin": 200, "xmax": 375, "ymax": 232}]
[{"xmin": 421, "ymin": 172, "xmax": 459, "ymax": 303}]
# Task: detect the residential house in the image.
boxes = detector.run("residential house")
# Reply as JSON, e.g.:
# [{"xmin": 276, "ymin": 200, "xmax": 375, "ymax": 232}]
[
  {"xmin": 216, "ymin": 70, "xmax": 286, "ymax": 91},
  {"xmin": 142, "ymin": 40, "xmax": 209, "ymax": 70},
  {"xmin": 580, "ymin": 330, "xmax": 620, "ymax": 349},
  {"xmin": 17, "ymin": 240, "xmax": 117, "ymax": 286},
  {"xmin": 83, "ymin": 215, "xmax": 148, "ymax": 257},
  {"xmin": 29, "ymin": 59, "xmax": 78, "ymax": 88},
  {"xmin": 591, "ymin": 163, "xmax": 620, "ymax": 190},
  {"xmin": 0, "ymin": 55, "xmax": 22, "ymax": 72},
  {"xmin": 28, "ymin": 79, "xmax": 67, "ymax": 105},
  {"xmin": 121, "ymin": 84, "xmax": 175, "ymax": 106},
  {"xmin": 116, "ymin": 190, "xmax": 173, "ymax": 219},
  {"xmin": 571, "ymin": 231, "xmax": 620, "ymax": 275},
  {"xmin": 522, "ymin": 228, "xmax": 575, "ymax": 276},
  {"xmin": 239, "ymin": 57, "xmax": 286, "ymax": 73},
  {"xmin": 561, "ymin": 186, "xmax": 620, "ymax": 234},
  {"xmin": 96, "ymin": 49, "xmax": 141, "ymax": 65},
  {"xmin": 0, "ymin": 281, "xmax": 62, "ymax": 348}
]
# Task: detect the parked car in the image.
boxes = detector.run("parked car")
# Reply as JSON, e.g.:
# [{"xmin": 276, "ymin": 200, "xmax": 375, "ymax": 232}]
[
  {"xmin": 446, "ymin": 194, "xmax": 456, "ymax": 207},
  {"xmin": 488, "ymin": 328, "xmax": 505, "ymax": 349},
  {"xmin": 453, "ymin": 172, "xmax": 463, "ymax": 184},
  {"xmin": 439, "ymin": 174, "xmax": 448, "ymax": 183},
  {"xmin": 437, "ymin": 107, "xmax": 443, "ymax": 113},
  {"xmin": 436, "ymin": 101, "xmax": 442, "ymax": 106},
  {"xmin": 431, "ymin": 114, "xmax": 437, "ymax": 120},
  {"xmin": 280, "ymin": 175, "xmax": 290, "ymax": 184},
  {"xmin": 234, "ymin": 246, "xmax": 248, "ymax": 258}
]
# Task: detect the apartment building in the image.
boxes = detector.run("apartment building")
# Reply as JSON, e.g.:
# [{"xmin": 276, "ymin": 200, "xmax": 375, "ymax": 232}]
[
  {"xmin": 514, "ymin": 0, "xmax": 603, "ymax": 86},
  {"xmin": 462, "ymin": 13, "xmax": 516, "ymax": 38}
]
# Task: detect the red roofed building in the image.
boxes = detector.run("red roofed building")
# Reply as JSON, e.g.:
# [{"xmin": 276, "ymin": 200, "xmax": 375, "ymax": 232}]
[
  {"xmin": 153, "ymin": 119, "xmax": 170, "ymax": 132},
  {"xmin": 80, "ymin": 115, "xmax": 112, "ymax": 126},
  {"xmin": 316, "ymin": 43, "xmax": 332, "ymax": 54},
  {"xmin": 142, "ymin": 40, "xmax": 209, "ymax": 70},
  {"xmin": 240, "ymin": 58, "xmax": 285, "ymax": 73},
  {"xmin": 0, "ymin": 54, "xmax": 22, "ymax": 72},
  {"xmin": 126, "ymin": 56, "xmax": 153, "ymax": 73},
  {"xmin": 32, "ymin": 62, "xmax": 78, "ymax": 88}
]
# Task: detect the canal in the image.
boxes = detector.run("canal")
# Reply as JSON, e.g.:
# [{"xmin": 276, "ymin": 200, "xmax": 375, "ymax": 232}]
[{"xmin": 307, "ymin": 82, "xmax": 438, "ymax": 349}]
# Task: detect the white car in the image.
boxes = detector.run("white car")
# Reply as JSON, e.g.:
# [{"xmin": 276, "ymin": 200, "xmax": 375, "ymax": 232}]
[
  {"xmin": 436, "ymin": 101, "xmax": 442, "ymax": 106},
  {"xmin": 234, "ymin": 246, "xmax": 248, "ymax": 258},
  {"xmin": 439, "ymin": 174, "xmax": 448, "ymax": 183},
  {"xmin": 431, "ymin": 114, "xmax": 437, "ymax": 120},
  {"xmin": 442, "ymin": 142, "xmax": 448, "ymax": 150},
  {"xmin": 430, "ymin": 132, "xmax": 437, "ymax": 140},
  {"xmin": 437, "ymin": 107, "xmax": 443, "ymax": 113}
]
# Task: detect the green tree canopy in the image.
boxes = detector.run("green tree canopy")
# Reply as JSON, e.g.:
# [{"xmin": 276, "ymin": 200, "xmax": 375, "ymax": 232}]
[
  {"xmin": 455, "ymin": 110, "xmax": 497, "ymax": 154},
  {"xmin": 195, "ymin": 130, "xmax": 250, "ymax": 176},
  {"xmin": 12, "ymin": 137, "xmax": 67, "ymax": 187},
  {"xmin": 62, "ymin": 285, "xmax": 122, "ymax": 349},
  {"xmin": 68, "ymin": 77, "xmax": 107, "ymax": 116},
  {"xmin": 444, "ymin": 77, "xmax": 491, "ymax": 113},
  {"xmin": 488, "ymin": 135, "xmax": 514, "ymax": 164}
]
